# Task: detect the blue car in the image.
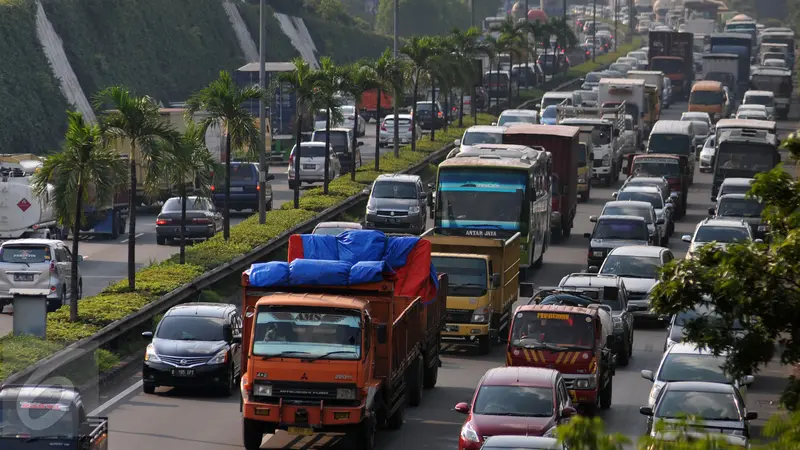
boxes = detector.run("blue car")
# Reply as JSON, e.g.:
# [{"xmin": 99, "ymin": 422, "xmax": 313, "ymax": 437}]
[
  {"xmin": 211, "ymin": 162, "xmax": 271, "ymax": 212},
  {"xmin": 540, "ymin": 105, "xmax": 558, "ymax": 125}
]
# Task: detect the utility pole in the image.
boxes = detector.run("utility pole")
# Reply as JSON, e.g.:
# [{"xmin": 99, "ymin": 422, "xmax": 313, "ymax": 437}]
[
  {"xmin": 592, "ymin": 0, "xmax": 597, "ymax": 62},
  {"xmin": 257, "ymin": 0, "xmax": 267, "ymax": 224},
  {"xmin": 470, "ymin": 0, "xmax": 475, "ymax": 28},
  {"xmin": 393, "ymin": 0, "xmax": 399, "ymax": 56},
  {"xmin": 392, "ymin": 0, "xmax": 400, "ymax": 157},
  {"xmin": 613, "ymin": 0, "xmax": 618, "ymax": 52}
]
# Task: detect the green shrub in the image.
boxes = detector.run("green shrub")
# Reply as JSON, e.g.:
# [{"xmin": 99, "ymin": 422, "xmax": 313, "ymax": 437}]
[
  {"xmin": 354, "ymin": 170, "xmax": 383, "ymax": 184},
  {"xmin": 46, "ymin": 319, "xmax": 101, "ymax": 343},
  {"xmin": 0, "ymin": 335, "xmax": 65, "ymax": 380},
  {"xmin": 49, "ymin": 293, "xmax": 153, "ymax": 328},
  {"xmin": 178, "ymin": 239, "xmax": 252, "ymax": 270},
  {"xmin": 95, "ymin": 349, "xmax": 121, "ymax": 373},
  {"xmin": 228, "ymin": 209, "xmax": 317, "ymax": 247},
  {"xmin": 103, "ymin": 263, "xmax": 204, "ymax": 295}
]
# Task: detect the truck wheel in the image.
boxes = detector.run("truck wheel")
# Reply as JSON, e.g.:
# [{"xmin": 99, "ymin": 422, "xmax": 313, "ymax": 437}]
[
  {"xmin": 599, "ymin": 379, "xmax": 613, "ymax": 409},
  {"xmin": 617, "ymin": 336, "xmax": 630, "ymax": 367},
  {"xmin": 562, "ymin": 219, "xmax": 572, "ymax": 238},
  {"xmin": 221, "ymin": 363, "xmax": 236, "ymax": 397},
  {"xmin": 355, "ymin": 415, "xmax": 376, "ymax": 450},
  {"xmin": 386, "ymin": 403, "xmax": 404, "ymax": 430},
  {"xmin": 143, "ymin": 383, "xmax": 156, "ymax": 394},
  {"xmin": 477, "ymin": 336, "xmax": 492, "ymax": 355},
  {"xmin": 242, "ymin": 418, "xmax": 265, "ymax": 450},
  {"xmin": 423, "ymin": 359, "xmax": 439, "ymax": 389},
  {"xmin": 408, "ymin": 357, "xmax": 424, "ymax": 407}
]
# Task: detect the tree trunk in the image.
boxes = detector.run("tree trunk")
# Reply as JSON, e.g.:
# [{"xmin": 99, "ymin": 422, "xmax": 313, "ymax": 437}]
[
  {"xmin": 443, "ymin": 89, "xmax": 450, "ymax": 131},
  {"xmin": 70, "ymin": 183, "xmax": 83, "ymax": 322},
  {"xmin": 410, "ymin": 80, "xmax": 419, "ymax": 152},
  {"xmin": 509, "ymin": 55, "xmax": 514, "ymax": 104},
  {"xmin": 430, "ymin": 80, "xmax": 436, "ymax": 142},
  {"xmin": 375, "ymin": 89, "xmax": 382, "ymax": 171},
  {"xmin": 472, "ymin": 83, "xmax": 477, "ymax": 125},
  {"xmin": 351, "ymin": 110, "xmax": 358, "ymax": 181},
  {"xmin": 324, "ymin": 110, "xmax": 331, "ymax": 193},
  {"xmin": 223, "ymin": 132, "xmax": 231, "ymax": 240},
  {"xmin": 179, "ymin": 183, "xmax": 186, "ymax": 264},
  {"xmin": 393, "ymin": 97, "xmax": 400, "ymax": 157},
  {"xmin": 127, "ymin": 150, "xmax": 136, "ymax": 291},
  {"xmin": 459, "ymin": 90, "xmax": 464, "ymax": 128},
  {"xmin": 293, "ymin": 116, "xmax": 302, "ymax": 208}
]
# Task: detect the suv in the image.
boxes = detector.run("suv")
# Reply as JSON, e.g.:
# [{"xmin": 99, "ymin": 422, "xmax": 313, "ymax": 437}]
[
  {"xmin": 415, "ymin": 101, "xmax": 446, "ymax": 130},
  {"xmin": 365, "ymin": 174, "xmax": 427, "ymax": 235},
  {"xmin": 557, "ymin": 273, "xmax": 634, "ymax": 366},
  {"xmin": 287, "ymin": 142, "xmax": 341, "ymax": 189},
  {"xmin": 310, "ymin": 128, "xmax": 363, "ymax": 174},
  {"xmin": 682, "ymin": 218, "xmax": 759, "ymax": 259},
  {"xmin": 0, "ymin": 239, "xmax": 83, "ymax": 312},
  {"xmin": 584, "ymin": 215, "xmax": 650, "ymax": 268},
  {"xmin": 212, "ymin": 162, "xmax": 273, "ymax": 211},
  {"xmin": 713, "ymin": 177, "xmax": 754, "ymax": 203},
  {"xmin": 596, "ymin": 200, "xmax": 666, "ymax": 246},
  {"xmin": 615, "ymin": 178, "xmax": 675, "ymax": 235}
]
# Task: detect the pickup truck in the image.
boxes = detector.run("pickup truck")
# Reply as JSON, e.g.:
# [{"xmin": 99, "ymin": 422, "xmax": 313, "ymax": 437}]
[{"xmin": 0, "ymin": 385, "xmax": 108, "ymax": 450}]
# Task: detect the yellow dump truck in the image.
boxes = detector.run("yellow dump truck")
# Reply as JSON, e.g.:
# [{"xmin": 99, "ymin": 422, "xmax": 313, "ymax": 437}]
[{"xmin": 421, "ymin": 231, "xmax": 521, "ymax": 354}]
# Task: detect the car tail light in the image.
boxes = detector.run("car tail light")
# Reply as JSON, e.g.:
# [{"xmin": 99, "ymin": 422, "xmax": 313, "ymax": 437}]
[
  {"xmin": 408, "ymin": 126, "xmax": 413, "ymax": 131},
  {"xmin": 381, "ymin": 125, "xmax": 387, "ymax": 131},
  {"xmin": 156, "ymin": 219, "xmax": 170, "ymax": 225},
  {"xmin": 192, "ymin": 218, "xmax": 212, "ymax": 224},
  {"xmin": 437, "ymin": 111, "xmax": 443, "ymax": 118},
  {"xmin": 210, "ymin": 185, "xmax": 215, "ymax": 192},
  {"xmin": 288, "ymin": 153, "xmax": 294, "ymax": 166},
  {"xmin": 50, "ymin": 262, "xmax": 56, "ymax": 273},
  {"xmin": 256, "ymin": 184, "xmax": 260, "ymax": 191}
]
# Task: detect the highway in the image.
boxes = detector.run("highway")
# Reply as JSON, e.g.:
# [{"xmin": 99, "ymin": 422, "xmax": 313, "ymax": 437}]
[{"xmin": 77, "ymin": 100, "xmax": 797, "ymax": 449}]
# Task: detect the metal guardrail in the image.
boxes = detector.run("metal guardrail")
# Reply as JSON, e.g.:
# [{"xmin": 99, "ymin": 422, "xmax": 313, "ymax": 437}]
[{"xmin": 2, "ymin": 141, "xmax": 456, "ymax": 385}]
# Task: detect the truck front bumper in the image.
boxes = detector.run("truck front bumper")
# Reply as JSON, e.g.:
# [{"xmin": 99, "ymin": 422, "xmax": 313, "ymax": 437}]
[
  {"xmin": 243, "ymin": 399, "xmax": 365, "ymax": 428},
  {"xmin": 442, "ymin": 322, "xmax": 490, "ymax": 340},
  {"xmin": 592, "ymin": 164, "xmax": 612, "ymax": 178}
]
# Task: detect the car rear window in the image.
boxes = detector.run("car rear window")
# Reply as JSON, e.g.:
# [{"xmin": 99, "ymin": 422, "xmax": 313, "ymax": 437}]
[
  {"xmin": 313, "ymin": 132, "xmax": 348, "ymax": 149},
  {"xmin": 296, "ymin": 146, "xmax": 327, "ymax": 158},
  {"xmin": 231, "ymin": 164, "xmax": 256, "ymax": 181},
  {"xmin": 0, "ymin": 246, "xmax": 51, "ymax": 263}
]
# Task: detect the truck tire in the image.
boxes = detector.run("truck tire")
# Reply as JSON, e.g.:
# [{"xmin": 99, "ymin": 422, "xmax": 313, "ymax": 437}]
[
  {"xmin": 355, "ymin": 415, "xmax": 377, "ymax": 450},
  {"xmin": 617, "ymin": 335, "xmax": 630, "ymax": 367},
  {"xmin": 477, "ymin": 336, "xmax": 492, "ymax": 355},
  {"xmin": 423, "ymin": 359, "xmax": 439, "ymax": 389},
  {"xmin": 242, "ymin": 419, "xmax": 265, "ymax": 450},
  {"xmin": 562, "ymin": 218, "xmax": 572, "ymax": 238},
  {"xmin": 599, "ymin": 379, "xmax": 613, "ymax": 410},
  {"xmin": 408, "ymin": 357, "xmax": 424, "ymax": 407},
  {"xmin": 386, "ymin": 403, "xmax": 404, "ymax": 430}
]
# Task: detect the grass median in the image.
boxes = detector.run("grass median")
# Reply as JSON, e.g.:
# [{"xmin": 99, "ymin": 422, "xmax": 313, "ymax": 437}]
[{"xmin": 0, "ymin": 113, "xmax": 496, "ymax": 382}]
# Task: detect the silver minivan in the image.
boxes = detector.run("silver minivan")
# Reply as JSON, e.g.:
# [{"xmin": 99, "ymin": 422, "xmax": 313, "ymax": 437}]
[
  {"xmin": 0, "ymin": 239, "xmax": 83, "ymax": 312},
  {"xmin": 365, "ymin": 174, "xmax": 427, "ymax": 235},
  {"xmin": 287, "ymin": 142, "xmax": 341, "ymax": 189}
]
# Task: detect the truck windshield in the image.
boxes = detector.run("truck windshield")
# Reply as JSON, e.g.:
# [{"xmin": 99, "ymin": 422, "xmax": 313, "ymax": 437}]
[
  {"xmin": 511, "ymin": 311, "xmax": 594, "ymax": 349},
  {"xmin": 649, "ymin": 134, "xmax": 692, "ymax": 155},
  {"xmin": 716, "ymin": 143, "xmax": 775, "ymax": 173},
  {"xmin": 704, "ymin": 72, "xmax": 734, "ymax": 89},
  {"xmin": 751, "ymin": 75, "xmax": 792, "ymax": 97},
  {"xmin": 690, "ymin": 90, "xmax": 723, "ymax": 105},
  {"xmin": 650, "ymin": 58, "xmax": 683, "ymax": 74},
  {"xmin": 253, "ymin": 307, "xmax": 361, "ymax": 359},
  {"xmin": 462, "ymin": 131, "xmax": 502, "ymax": 146},
  {"xmin": 431, "ymin": 256, "xmax": 487, "ymax": 297},
  {"xmin": 0, "ymin": 401, "xmax": 75, "ymax": 438},
  {"xmin": 632, "ymin": 159, "xmax": 681, "ymax": 177},
  {"xmin": 710, "ymin": 44, "xmax": 748, "ymax": 56},
  {"xmin": 435, "ymin": 168, "xmax": 527, "ymax": 232}
]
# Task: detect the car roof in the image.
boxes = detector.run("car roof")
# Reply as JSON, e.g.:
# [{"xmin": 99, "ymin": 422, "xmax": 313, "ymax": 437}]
[
  {"xmin": 1, "ymin": 238, "xmax": 60, "ymax": 246},
  {"xmin": 383, "ymin": 114, "xmax": 413, "ymax": 120},
  {"xmin": 561, "ymin": 273, "xmax": 621, "ymax": 287},
  {"xmin": 603, "ymin": 200, "xmax": 653, "ymax": 210},
  {"xmin": 721, "ymin": 177, "xmax": 754, "ymax": 186},
  {"xmin": 718, "ymin": 193, "xmax": 753, "ymax": 201},
  {"xmin": 620, "ymin": 185, "xmax": 663, "ymax": 194},
  {"xmin": 375, "ymin": 173, "xmax": 420, "ymax": 182},
  {"xmin": 482, "ymin": 436, "xmax": 561, "ymax": 449},
  {"xmin": 0, "ymin": 386, "xmax": 80, "ymax": 404},
  {"xmin": 465, "ymin": 125, "xmax": 506, "ymax": 133},
  {"xmin": 651, "ymin": 120, "xmax": 693, "ymax": 134},
  {"xmin": 165, "ymin": 302, "xmax": 233, "ymax": 318},
  {"xmin": 481, "ymin": 366, "xmax": 558, "ymax": 387},
  {"xmin": 561, "ymin": 118, "xmax": 610, "ymax": 125},
  {"xmin": 598, "ymin": 214, "xmax": 646, "ymax": 222},
  {"xmin": 314, "ymin": 221, "xmax": 362, "ymax": 229},
  {"xmin": 501, "ymin": 109, "xmax": 538, "ymax": 116},
  {"xmin": 607, "ymin": 245, "xmax": 666, "ymax": 257},
  {"xmin": 682, "ymin": 112, "xmax": 711, "ymax": 119},
  {"xmin": 667, "ymin": 342, "xmax": 725, "ymax": 356},
  {"xmin": 626, "ymin": 176, "xmax": 668, "ymax": 184},
  {"xmin": 663, "ymin": 381, "xmax": 736, "ymax": 393},
  {"xmin": 745, "ymin": 90, "xmax": 773, "ymax": 96},
  {"xmin": 700, "ymin": 218, "xmax": 749, "ymax": 228}
]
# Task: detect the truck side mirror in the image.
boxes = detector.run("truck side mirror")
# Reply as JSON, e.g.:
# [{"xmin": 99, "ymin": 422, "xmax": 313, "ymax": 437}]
[
  {"xmin": 376, "ymin": 324, "xmax": 387, "ymax": 344},
  {"xmin": 491, "ymin": 273, "xmax": 502, "ymax": 288},
  {"xmin": 708, "ymin": 207, "xmax": 715, "ymax": 215}
]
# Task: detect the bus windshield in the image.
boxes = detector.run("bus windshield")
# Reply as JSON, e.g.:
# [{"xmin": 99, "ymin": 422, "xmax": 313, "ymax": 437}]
[
  {"xmin": 710, "ymin": 44, "xmax": 749, "ymax": 56},
  {"xmin": 511, "ymin": 311, "xmax": 595, "ymax": 350},
  {"xmin": 435, "ymin": 168, "xmax": 528, "ymax": 232}
]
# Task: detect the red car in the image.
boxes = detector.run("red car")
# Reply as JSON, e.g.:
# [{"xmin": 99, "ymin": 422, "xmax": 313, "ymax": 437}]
[{"xmin": 454, "ymin": 367, "xmax": 577, "ymax": 450}]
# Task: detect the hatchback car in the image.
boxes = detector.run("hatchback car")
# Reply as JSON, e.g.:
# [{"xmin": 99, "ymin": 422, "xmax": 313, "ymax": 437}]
[
  {"xmin": 640, "ymin": 382, "xmax": 757, "ymax": 440},
  {"xmin": 614, "ymin": 185, "xmax": 674, "ymax": 236},
  {"xmin": 211, "ymin": 162, "xmax": 267, "ymax": 211},
  {"xmin": 365, "ymin": 174, "xmax": 427, "ymax": 235},
  {"xmin": 455, "ymin": 367, "xmax": 576, "ymax": 450},
  {"xmin": 699, "ymin": 135, "xmax": 716, "ymax": 172},
  {"xmin": 496, "ymin": 109, "xmax": 539, "ymax": 126},
  {"xmin": 481, "ymin": 435, "xmax": 565, "ymax": 449},
  {"xmin": 641, "ymin": 342, "xmax": 755, "ymax": 408},
  {"xmin": 156, "ymin": 197, "xmax": 222, "ymax": 245},
  {"xmin": 379, "ymin": 114, "xmax": 420, "ymax": 147},
  {"xmin": 310, "ymin": 128, "xmax": 363, "ymax": 174},
  {"xmin": 682, "ymin": 218, "xmax": 759, "ymax": 259},
  {"xmin": 287, "ymin": 142, "xmax": 341, "ymax": 189},
  {"xmin": 595, "ymin": 200, "xmax": 665, "ymax": 246},
  {"xmin": 415, "ymin": 101, "xmax": 446, "ymax": 129},
  {"xmin": 580, "ymin": 72, "xmax": 605, "ymax": 91},
  {"xmin": 709, "ymin": 194, "xmax": 768, "ymax": 240},
  {"xmin": 593, "ymin": 246, "xmax": 674, "ymax": 321},
  {"xmin": 311, "ymin": 221, "xmax": 363, "ymax": 236},
  {"xmin": 452, "ymin": 125, "xmax": 504, "ymax": 156},
  {"xmin": 584, "ymin": 215, "xmax": 650, "ymax": 268},
  {"xmin": 0, "ymin": 239, "xmax": 83, "ymax": 312},
  {"xmin": 142, "ymin": 302, "xmax": 242, "ymax": 395}
]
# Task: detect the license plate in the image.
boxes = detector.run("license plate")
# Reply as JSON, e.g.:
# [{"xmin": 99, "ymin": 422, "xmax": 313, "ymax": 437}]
[
  {"xmin": 287, "ymin": 427, "xmax": 313, "ymax": 436},
  {"xmin": 13, "ymin": 274, "xmax": 34, "ymax": 282},
  {"xmin": 445, "ymin": 325, "xmax": 459, "ymax": 332},
  {"xmin": 386, "ymin": 218, "xmax": 397, "ymax": 224},
  {"xmin": 230, "ymin": 187, "xmax": 243, "ymax": 193},
  {"xmin": 171, "ymin": 369, "xmax": 195, "ymax": 377},
  {"xmin": 303, "ymin": 164, "xmax": 315, "ymax": 170}
]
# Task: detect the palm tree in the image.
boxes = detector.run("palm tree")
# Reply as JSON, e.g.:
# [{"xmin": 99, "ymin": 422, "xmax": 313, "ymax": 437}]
[
  {"xmin": 94, "ymin": 86, "xmax": 174, "ymax": 291},
  {"xmin": 370, "ymin": 50, "xmax": 405, "ymax": 166},
  {"xmin": 149, "ymin": 124, "xmax": 218, "ymax": 264},
  {"xmin": 548, "ymin": 17, "xmax": 578, "ymax": 74},
  {"xmin": 341, "ymin": 62, "xmax": 378, "ymax": 181},
  {"xmin": 279, "ymin": 58, "xmax": 322, "ymax": 208},
  {"xmin": 449, "ymin": 27, "xmax": 481, "ymax": 128},
  {"xmin": 524, "ymin": 20, "xmax": 545, "ymax": 85},
  {"xmin": 186, "ymin": 71, "xmax": 265, "ymax": 240},
  {"xmin": 491, "ymin": 17, "xmax": 527, "ymax": 104},
  {"xmin": 401, "ymin": 36, "xmax": 437, "ymax": 152},
  {"xmin": 315, "ymin": 57, "xmax": 345, "ymax": 194},
  {"xmin": 477, "ymin": 36, "xmax": 498, "ymax": 120},
  {"xmin": 426, "ymin": 37, "xmax": 460, "ymax": 137},
  {"xmin": 31, "ymin": 112, "xmax": 126, "ymax": 321}
]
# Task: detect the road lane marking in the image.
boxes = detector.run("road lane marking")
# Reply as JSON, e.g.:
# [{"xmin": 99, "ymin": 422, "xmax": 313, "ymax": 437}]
[
  {"xmin": 89, "ymin": 379, "xmax": 142, "ymax": 416},
  {"xmin": 119, "ymin": 232, "xmax": 144, "ymax": 244}
]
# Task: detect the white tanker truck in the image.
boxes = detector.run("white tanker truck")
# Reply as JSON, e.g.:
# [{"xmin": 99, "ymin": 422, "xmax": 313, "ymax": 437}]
[{"xmin": 0, "ymin": 154, "xmax": 60, "ymax": 240}]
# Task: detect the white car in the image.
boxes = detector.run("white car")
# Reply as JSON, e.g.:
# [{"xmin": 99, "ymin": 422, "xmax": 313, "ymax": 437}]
[
  {"xmin": 761, "ymin": 58, "xmax": 786, "ymax": 69},
  {"xmin": 735, "ymin": 104, "xmax": 769, "ymax": 118},
  {"xmin": 641, "ymin": 342, "xmax": 755, "ymax": 408},
  {"xmin": 287, "ymin": 142, "xmax": 341, "ymax": 190},
  {"xmin": 617, "ymin": 56, "xmax": 643, "ymax": 70},
  {"xmin": 680, "ymin": 112, "xmax": 712, "ymax": 130},
  {"xmin": 627, "ymin": 51, "xmax": 648, "ymax": 68},
  {"xmin": 681, "ymin": 218, "xmax": 760, "ymax": 259},
  {"xmin": 742, "ymin": 90, "xmax": 776, "ymax": 119},
  {"xmin": 496, "ymin": 109, "xmax": 539, "ymax": 126},
  {"xmin": 311, "ymin": 221, "xmax": 362, "ymax": 235},
  {"xmin": 699, "ymin": 136, "xmax": 715, "ymax": 172},
  {"xmin": 450, "ymin": 125, "xmax": 504, "ymax": 158},
  {"xmin": 379, "ymin": 114, "xmax": 420, "ymax": 147},
  {"xmin": 340, "ymin": 105, "xmax": 367, "ymax": 136},
  {"xmin": 736, "ymin": 110, "xmax": 769, "ymax": 120}
]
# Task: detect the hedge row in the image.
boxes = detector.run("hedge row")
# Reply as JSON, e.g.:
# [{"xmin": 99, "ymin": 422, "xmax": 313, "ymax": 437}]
[
  {"xmin": 566, "ymin": 37, "xmax": 645, "ymax": 78},
  {"xmin": 0, "ymin": 113, "xmax": 495, "ymax": 382}
]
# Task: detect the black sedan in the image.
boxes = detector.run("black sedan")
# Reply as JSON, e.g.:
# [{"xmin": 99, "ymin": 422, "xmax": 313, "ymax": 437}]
[
  {"xmin": 142, "ymin": 302, "xmax": 242, "ymax": 395},
  {"xmin": 156, "ymin": 196, "xmax": 222, "ymax": 245}
]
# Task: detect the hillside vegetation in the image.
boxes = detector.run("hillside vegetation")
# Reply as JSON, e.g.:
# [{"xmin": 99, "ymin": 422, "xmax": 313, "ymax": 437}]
[{"xmin": 1, "ymin": 0, "xmax": 396, "ymax": 154}]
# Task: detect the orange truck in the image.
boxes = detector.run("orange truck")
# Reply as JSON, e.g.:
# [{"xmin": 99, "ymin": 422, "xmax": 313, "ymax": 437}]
[
  {"xmin": 357, "ymin": 89, "xmax": 393, "ymax": 122},
  {"xmin": 239, "ymin": 230, "xmax": 447, "ymax": 450},
  {"xmin": 506, "ymin": 289, "xmax": 617, "ymax": 413}
]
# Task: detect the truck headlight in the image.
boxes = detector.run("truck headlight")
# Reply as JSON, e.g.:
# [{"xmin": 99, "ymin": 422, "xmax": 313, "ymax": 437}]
[
  {"xmin": 602, "ymin": 154, "xmax": 611, "ymax": 166},
  {"xmin": 471, "ymin": 306, "xmax": 490, "ymax": 323},
  {"xmin": 613, "ymin": 317, "xmax": 623, "ymax": 330},
  {"xmin": 254, "ymin": 384, "xmax": 273, "ymax": 396},
  {"xmin": 144, "ymin": 344, "xmax": 161, "ymax": 362},
  {"xmin": 336, "ymin": 388, "xmax": 357, "ymax": 400},
  {"xmin": 575, "ymin": 379, "xmax": 590, "ymax": 388},
  {"xmin": 208, "ymin": 349, "xmax": 228, "ymax": 365}
]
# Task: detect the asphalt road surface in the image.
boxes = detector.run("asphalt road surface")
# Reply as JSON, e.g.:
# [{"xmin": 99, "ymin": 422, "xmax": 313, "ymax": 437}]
[{"xmin": 73, "ymin": 101, "xmax": 797, "ymax": 449}]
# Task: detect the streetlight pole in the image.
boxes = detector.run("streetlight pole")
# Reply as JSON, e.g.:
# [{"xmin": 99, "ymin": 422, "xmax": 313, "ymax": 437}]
[
  {"xmin": 393, "ymin": 0, "xmax": 399, "ymax": 57},
  {"xmin": 470, "ymin": 0, "xmax": 474, "ymax": 28},
  {"xmin": 392, "ymin": 0, "xmax": 400, "ymax": 157},
  {"xmin": 257, "ymin": 0, "xmax": 267, "ymax": 224},
  {"xmin": 525, "ymin": 0, "xmax": 529, "ymax": 86},
  {"xmin": 613, "ymin": 0, "xmax": 618, "ymax": 52},
  {"xmin": 592, "ymin": 0, "xmax": 597, "ymax": 62}
]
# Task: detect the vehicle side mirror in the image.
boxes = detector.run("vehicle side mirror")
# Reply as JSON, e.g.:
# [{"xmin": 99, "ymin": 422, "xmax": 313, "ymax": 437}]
[
  {"xmin": 589, "ymin": 215, "xmax": 600, "ymax": 223},
  {"xmin": 419, "ymin": 191, "xmax": 427, "ymax": 199},
  {"xmin": 491, "ymin": 122, "xmax": 497, "ymax": 126},
  {"xmin": 142, "ymin": 331, "xmax": 153, "ymax": 338},
  {"xmin": 453, "ymin": 139, "xmax": 461, "ymax": 146},
  {"xmin": 742, "ymin": 375, "xmax": 755, "ymax": 386},
  {"xmin": 427, "ymin": 182, "xmax": 434, "ymax": 190},
  {"xmin": 584, "ymin": 232, "xmax": 592, "ymax": 239},
  {"xmin": 641, "ymin": 370, "xmax": 654, "ymax": 381},
  {"xmin": 681, "ymin": 235, "xmax": 692, "ymax": 243},
  {"xmin": 223, "ymin": 324, "xmax": 233, "ymax": 342},
  {"xmin": 519, "ymin": 282, "xmax": 535, "ymax": 298},
  {"xmin": 491, "ymin": 273, "xmax": 502, "ymax": 289},
  {"xmin": 561, "ymin": 406, "xmax": 577, "ymax": 418},
  {"xmin": 656, "ymin": 218, "xmax": 665, "ymax": 225},
  {"xmin": 708, "ymin": 207, "xmax": 715, "ymax": 215},
  {"xmin": 376, "ymin": 324, "xmax": 387, "ymax": 344},
  {"xmin": 454, "ymin": 402, "xmax": 470, "ymax": 414},
  {"xmin": 639, "ymin": 406, "xmax": 654, "ymax": 416},
  {"xmin": 611, "ymin": 192, "xmax": 618, "ymax": 199},
  {"xmin": 580, "ymin": 77, "xmax": 585, "ymax": 82},
  {"xmin": 357, "ymin": 141, "xmax": 364, "ymax": 147},
  {"xmin": 754, "ymin": 238, "xmax": 764, "ymax": 244},
  {"xmin": 746, "ymin": 411, "xmax": 758, "ymax": 420},
  {"xmin": 77, "ymin": 255, "xmax": 84, "ymax": 262},
  {"xmin": 588, "ymin": 266, "xmax": 599, "ymax": 274},
  {"xmin": 427, "ymin": 191, "xmax": 433, "ymax": 207},
  {"xmin": 232, "ymin": 334, "xmax": 242, "ymax": 344}
]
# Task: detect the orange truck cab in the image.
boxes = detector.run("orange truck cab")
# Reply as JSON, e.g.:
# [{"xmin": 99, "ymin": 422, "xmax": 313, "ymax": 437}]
[
  {"xmin": 506, "ymin": 288, "xmax": 616, "ymax": 413},
  {"xmin": 689, "ymin": 80, "xmax": 726, "ymax": 122},
  {"xmin": 239, "ymin": 230, "xmax": 446, "ymax": 450}
]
